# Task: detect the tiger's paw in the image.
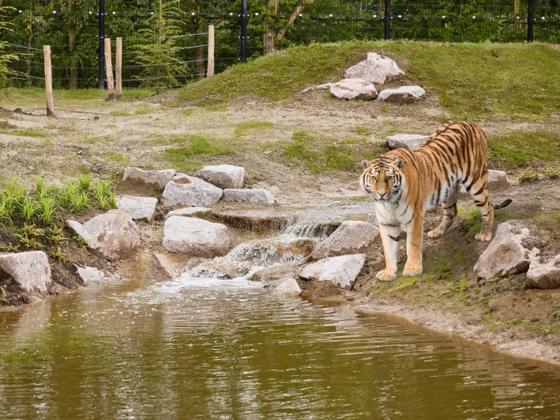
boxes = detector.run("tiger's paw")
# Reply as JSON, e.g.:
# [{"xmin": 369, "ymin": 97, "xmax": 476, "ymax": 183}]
[
  {"xmin": 376, "ymin": 269, "xmax": 396, "ymax": 282},
  {"xmin": 427, "ymin": 228, "xmax": 445, "ymax": 239},
  {"xmin": 403, "ymin": 261, "xmax": 423, "ymax": 276},
  {"xmin": 475, "ymin": 231, "xmax": 492, "ymax": 242}
]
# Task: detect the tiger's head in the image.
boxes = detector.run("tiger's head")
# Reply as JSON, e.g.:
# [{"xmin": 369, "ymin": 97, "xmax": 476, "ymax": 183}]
[{"xmin": 360, "ymin": 156, "xmax": 405, "ymax": 203}]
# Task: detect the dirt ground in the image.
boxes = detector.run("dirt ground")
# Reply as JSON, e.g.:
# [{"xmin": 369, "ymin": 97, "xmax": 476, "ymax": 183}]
[{"xmin": 1, "ymin": 89, "xmax": 560, "ymax": 365}]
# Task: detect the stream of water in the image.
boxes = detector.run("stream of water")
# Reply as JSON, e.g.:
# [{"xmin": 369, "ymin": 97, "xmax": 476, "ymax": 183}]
[{"xmin": 1, "ymin": 273, "xmax": 560, "ymax": 419}]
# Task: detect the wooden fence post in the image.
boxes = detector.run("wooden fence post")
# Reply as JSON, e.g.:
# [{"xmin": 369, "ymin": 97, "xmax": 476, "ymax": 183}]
[
  {"xmin": 115, "ymin": 37, "xmax": 123, "ymax": 98},
  {"xmin": 104, "ymin": 37, "xmax": 115, "ymax": 100},
  {"xmin": 43, "ymin": 45, "xmax": 55, "ymax": 117},
  {"xmin": 207, "ymin": 25, "xmax": 215, "ymax": 78}
]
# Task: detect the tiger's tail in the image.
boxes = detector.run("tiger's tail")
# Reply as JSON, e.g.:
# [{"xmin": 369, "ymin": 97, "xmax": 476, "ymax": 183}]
[{"xmin": 493, "ymin": 199, "xmax": 512, "ymax": 210}]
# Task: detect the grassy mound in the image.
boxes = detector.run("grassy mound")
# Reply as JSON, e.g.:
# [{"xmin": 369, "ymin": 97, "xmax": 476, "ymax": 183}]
[{"xmin": 179, "ymin": 41, "xmax": 559, "ymax": 120}]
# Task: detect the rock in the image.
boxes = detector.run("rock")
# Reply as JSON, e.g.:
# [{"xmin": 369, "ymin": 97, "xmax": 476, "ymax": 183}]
[
  {"xmin": 386, "ymin": 133, "xmax": 430, "ymax": 151},
  {"xmin": 378, "ymin": 86, "xmax": 426, "ymax": 103},
  {"xmin": 474, "ymin": 221, "xmax": 532, "ymax": 280},
  {"xmin": 300, "ymin": 254, "xmax": 366, "ymax": 289},
  {"xmin": 153, "ymin": 253, "xmax": 183, "ymax": 279},
  {"xmin": 67, "ymin": 209, "xmax": 140, "ymax": 261},
  {"xmin": 526, "ymin": 253, "xmax": 560, "ymax": 289},
  {"xmin": 166, "ymin": 206, "xmax": 212, "ymax": 219},
  {"xmin": 488, "ymin": 169, "xmax": 510, "ymax": 188},
  {"xmin": 212, "ymin": 209, "xmax": 296, "ymax": 231},
  {"xmin": 0, "ymin": 251, "xmax": 52, "ymax": 293},
  {"xmin": 75, "ymin": 265, "xmax": 119, "ymax": 285},
  {"xmin": 222, "ymin": 188, "xmax": 276, "ymax": 205},
  {"xmin": 272, "ymin": 278, "xmax": 302, "ymax": 298},
  {"xmin": 122, "ymin": 167, "xmax": 175, "ymax": 191},
  {"xmin": 345, "ymin": 52, "xmax": 404, "ymax": 85},
  {"xmin": 313, "ymin": 221, "xmax": 379, "ymax": 258},
  {"xmin": 162, "ymin": 174, "xmax": 223, "ymax": 208},
  {"xmin": 162, "ymin": 216, "xmax": 233, "ymax": 257},
  {"xmin": 194, "ymin": 164, "xmax": 245, "ymax": 189},
  {"xmin": 116, "ymin": 195, "xmax": 158, "ymax": 222},
  {"xmin": 329, "ymin": 78, "xmax": 377, "ymax": 100}
]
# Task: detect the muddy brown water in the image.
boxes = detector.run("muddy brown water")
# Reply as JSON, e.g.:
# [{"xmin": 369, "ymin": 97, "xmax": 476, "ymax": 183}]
[{"xmin": 1, "ymin": 272, "xmax": 559, "ymax": 419}]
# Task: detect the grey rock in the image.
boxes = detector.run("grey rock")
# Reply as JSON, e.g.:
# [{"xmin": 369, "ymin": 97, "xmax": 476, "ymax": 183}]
[
  {"xmin": 526, "ymin": 253, "xmax": 560, "ymax": 289},
  {"xmin": 116, "ymin": 195, "xmax": 158, "ymax": 222},
  {"xmin": 474, "ymin": 221, "xmax": 532, "ymax": 280},
  {"xmin": 122, "ymin": 167, "xmax": 175, "ymax": 191},
  {"xmin": 75, "ymin": 265, "xmax": 119, "ymax": 285},
  {"xmin": 67, "ymin": 209, "xmax": 140, "ymax": 261},
  {"xmin": 378, "ymin": 86, "xmax": 426, "ymax": 103},
  {"xmin": 313, "ymin": 221, "xmax": 379, "ymax": 258},
  {"xmin": 386, "ymin": 133, "xmax": 430, "ymax": 151},
  {"xmin": 300, "ymin": 254, "xmax": 366, "ymax": 289},
  {"xmin": 0, "ymin": 251, "xmax": 52, "ymax": 293},
  {"xmin": 345, "ymin": 52, "xmax": 404, "ymax": 85},
  {"xmin": 162, "ymin": 216, "xmax": 233, "ymax": 257},
  {"xmin": 222, "ymin": 188, "xmax": 276, "ymax": 205},
  {"xmin": 272, "ymin": 278, "xmax": 302, "ymax": 298},
  {"xmin": 162, "ymin": 174, "xmax": 223, "ymax": 208},
  {"xmin": 166, "ymin": 206, "xmax": 212, "ymax": 219},
  {"xmin": 329, "ymin": 78, "xmax": 377, "ymax": 100},
  {"xmin": 488, "ymin": 169, "xmax": 510, "ymax": 188},
  {"xmin": 195, "ymin": 164, "xmax": 245, "ymax": 189}
]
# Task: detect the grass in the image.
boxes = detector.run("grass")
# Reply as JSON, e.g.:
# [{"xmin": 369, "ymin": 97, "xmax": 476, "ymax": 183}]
[
  {"xmin": 234, "ymin": 120, "xmax": 274, "ymax": 137},
  {"xmin": 5, "ymin": 128, "xmax": 47, "ymax": 138},
  {"xmin": 164, "ymin": 134, "xmax": 233, "ymax": 173},
  {"xmin": 106, "ymin": 152, "xmax": 130, "ymax": 164},
  {"xmin": 517, "ymin": 169, "xmax": 539, "ymax": 184},
  {"xmin": 179, "ymin": 41, "xmax": 560, "ymax": 120},
  {"xmin": 0, "ymin": 176, "xmax": 116, "ymax": 254},
  {"xmin": 488, "ymin": 131, "xmax": 560, "ymax": 170},
  {"xmin": 283, "ymin": 130, "xmax": 383, "ymax": 173}
]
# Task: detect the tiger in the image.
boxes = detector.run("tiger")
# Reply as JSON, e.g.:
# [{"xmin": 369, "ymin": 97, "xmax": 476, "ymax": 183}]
[{"xmin": 360, "ymin": 121, "xmax": 511, "ymax": 281}]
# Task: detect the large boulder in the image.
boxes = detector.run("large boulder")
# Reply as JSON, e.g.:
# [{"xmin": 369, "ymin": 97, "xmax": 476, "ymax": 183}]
[
  {"xmin": 474, "ymin": 221, "xmax": 532, "ymax": 280},
  {"xmin": 67, "ymin": 209, "xmax": 140, "ymax": 261},
  {"xmin": 222, "ymin": 188, "xmax": 275, "ymax": 205},
  {"xmin": 162, "ymin": 216, "xmax": 233, "ymax": 257},
  {"xmin": 386, "ymin": 133, "xmax": 430, "ymax": 151},
  {"xmin": 526, "ymin": 253, "xmax": 560, "ymax": 289},
  {"xmin": 345, "ymin": 52, "xmax": 404, "ymax": 85},
  {"xmin": 0, "ymin": 251, "xmax": 52, "ymax": 293},
  {"xmin": 313, "ymin": 221, "xmax": 379, "ymax": 258},
  {"xmin": 194, "ymin": 164, "xmax": 245, "ymax": 189},
  {"xmin": 116, "ymin": 195, "xmax": 158, "ymax": 222},
  {"xmin": 122, "ymin": 167, "xmax": 175, "ymax": 191},
  {"xmin": 378, "ymin": 86, "xmax": 426, "ymax": 103},
  {"xmin": 300, "ymin": 254, "xmax": 366, "ymax": 289},
  {"xmin": 329, "ymin": 78, "xmax": 377, "ymax": 100},
  {"xmin": 162, "ymin": 174, "xmax": 223, "ymax": 208}
]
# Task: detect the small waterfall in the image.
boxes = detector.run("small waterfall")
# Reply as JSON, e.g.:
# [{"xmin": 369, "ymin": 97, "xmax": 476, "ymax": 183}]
[{"xmin": 282, "ymin": 222, "xmax": 339, "ymax": 239}]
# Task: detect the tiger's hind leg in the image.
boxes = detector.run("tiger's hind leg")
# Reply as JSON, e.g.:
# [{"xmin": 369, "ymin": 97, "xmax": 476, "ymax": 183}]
[
  {"xmin": 467, "ymin": 177, "xmax": 494, "ymax": 242},
  {"xmin": 427, "ymin": 190, "xmax": 458, "ymax": 239}
]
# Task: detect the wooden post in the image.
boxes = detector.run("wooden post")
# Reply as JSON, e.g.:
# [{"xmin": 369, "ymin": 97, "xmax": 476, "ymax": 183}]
[
  {"xmin": 115, "ymin": 37, "xmax": 123, "ymax": 98},
  {"xmin": 207, "ymin": 25, "xmax": 215, "ymax": 78},
  {"xmin": 104, "ymin": 37, "xmax": 115, "ymax": 100},
  {"xmin": 43, "ymin": 45, "xmax": 55, "ymax": 117}
]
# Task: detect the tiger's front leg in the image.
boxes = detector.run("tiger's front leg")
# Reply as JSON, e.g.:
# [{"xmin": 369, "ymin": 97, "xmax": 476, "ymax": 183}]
[
  {"xmin": 376, "ymin": 223, "xmax": 401, "ymax": 281},
  {"xmin": 403, "ymin": 212, "xmax": 424, "ymax": 276}
]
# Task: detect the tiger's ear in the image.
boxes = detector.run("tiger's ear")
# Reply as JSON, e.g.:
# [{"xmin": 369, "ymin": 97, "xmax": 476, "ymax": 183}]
[
  {"xmin": 394, "ymin": 158, "xmax": 405, "ymax": 168},
  {"xmin": 361, "ymin": 160, "xmax": 371, "ymax": 169}
]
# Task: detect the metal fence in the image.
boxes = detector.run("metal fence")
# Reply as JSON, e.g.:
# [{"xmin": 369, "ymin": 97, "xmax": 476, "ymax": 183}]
[{"xmin": 2, "ymin": 0, "xmax": 559, "ymax": 89}]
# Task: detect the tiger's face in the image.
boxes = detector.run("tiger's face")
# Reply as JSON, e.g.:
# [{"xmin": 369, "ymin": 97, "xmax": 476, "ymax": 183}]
[{"xmin": 360, "ymin": 157, "xmax": 404, "ymax": 203}]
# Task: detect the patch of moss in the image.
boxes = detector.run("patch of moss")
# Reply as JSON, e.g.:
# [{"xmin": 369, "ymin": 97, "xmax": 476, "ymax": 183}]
[
  {"xmin": 164, "ymin": 135, "xmax": 233, "ymax": 173},
  {"xmin": 234, "ymin": 120, "xmax": 274, "ymax": 137}
]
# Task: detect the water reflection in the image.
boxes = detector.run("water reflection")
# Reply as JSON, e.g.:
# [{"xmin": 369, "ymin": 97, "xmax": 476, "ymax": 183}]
[{"xmin": 0, "ymin": 275, "xmax": 559, "ymax": 419}]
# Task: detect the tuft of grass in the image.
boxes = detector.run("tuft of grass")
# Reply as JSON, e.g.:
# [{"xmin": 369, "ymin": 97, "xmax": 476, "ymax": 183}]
[
  {"xmin": 489, "ymin": 131, "xmax": 560, "ymax": 170},
  {"xmin": 134, "ymin": 103, "xmax": 152, "ymax": 115},
  {"xmin": 106, "ymin": 152, "xmax": 130, "ymax": 163},
  {"xmin": 234, "ymin": 120, "xmax": 274, "ymax": 137},
  {"xmin": 109, "ymin": 111, "xmax": 130, "ymax": 117},
  {"xmin": 8, "ymin": 128, "xmax": 47, "ymax": 138},
  {"xmin": 283, "ymin": 130, "xmax": 384, "ymax": 173},
  {"xmin": 543, "ymin": 166, "xmax": 560, "ymax": 179},
  {"xmin": 164, "ymin": 135, "xmax": 233, "ymax": 173},
  {"xmin": 517, "ymin": 169, "xmax": 539, "ymax": 184},
  {"xmin": 179, "ymin": 41, "xmax": 559, "ymax": 120},
  {"xmin": 355, "ymin": 125, "xmax": 372, "ymax": 136}
]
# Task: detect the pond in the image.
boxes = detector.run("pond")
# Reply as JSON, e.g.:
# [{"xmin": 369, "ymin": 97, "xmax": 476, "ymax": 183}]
[{"xmin": 1, "ymin": 274, "xmax": 559, "ymax": 419}]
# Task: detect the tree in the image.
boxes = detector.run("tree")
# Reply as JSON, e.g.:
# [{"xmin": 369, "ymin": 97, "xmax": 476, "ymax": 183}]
[
  {"xmin": 0, "ymin": 4, "xmax": 17, "ymax": 85},
  {"xmin": 263, "ymin": 0, "xmax": 316, "ymax": 53}
]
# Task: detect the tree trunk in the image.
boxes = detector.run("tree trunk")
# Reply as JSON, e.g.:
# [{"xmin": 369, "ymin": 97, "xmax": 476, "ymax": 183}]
[
  {"xmin": 67, "ymin": 0, "xmax": 78, "ymax": 89},
  {"xmin": 514, "ymin": 0, "xmax": 521, "ymax": 31},
  {"xmin": 276, "ymin": 0, "xmax": 316, "ymax": 45},
  {"xmin": 263, "ymin": 0, "xmax": 279, "ymax": 54}
]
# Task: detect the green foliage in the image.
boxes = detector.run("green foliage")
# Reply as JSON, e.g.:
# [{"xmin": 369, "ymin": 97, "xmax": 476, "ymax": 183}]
[
  {"xmin": 234, "ymin": 120, "xmax": 274, "ymax": 137},
  {"xmin": 517, "ymin": 169, "xmax": 539, "ymax": 184},
  {"xmin": 164, "ymin": 135, "xmax": 233, "ymax": 173},
  {"xmin": 489, "ymin": 131, "xmax": 560, "ymax": 169}
]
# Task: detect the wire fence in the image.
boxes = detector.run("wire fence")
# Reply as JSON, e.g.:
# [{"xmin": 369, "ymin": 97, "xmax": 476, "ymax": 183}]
[{"xmin": 1, "ymin": 0, "xmax": 559, "ymax": 90}]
